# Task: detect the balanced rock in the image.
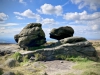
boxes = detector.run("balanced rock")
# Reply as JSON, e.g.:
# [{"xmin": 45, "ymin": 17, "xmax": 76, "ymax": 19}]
[
  {"xmin": 14, "ymin": 23, "xmax": 46, "ymax": 48},
  {"xmin": 50, "ymin": 26, "xmax": 74, "ymax": 40}
]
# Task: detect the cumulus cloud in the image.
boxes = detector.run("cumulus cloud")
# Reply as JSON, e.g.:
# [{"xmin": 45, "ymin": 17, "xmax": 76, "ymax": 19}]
[
  {"xmin": 63, "ymin": 11, "xmax": 100, "ymax": 21},
  {"xmin": 0, "ymin": 23, "xmax": 22, "ymax": 38},
  {"xmin": 37, "ymin": 3, "xmax": 63, "ymax": 16},
  {"xmin": 71, "ymin": 0, "xmax": 100, "ymax": 10},
  {"xmin": 63, "ymin": 11, "xmax": 100, "ymax": 31},
  {"xmin": 0, "ymin": 13, "xmax": 8, "ymax": 21},
  {"xmin": 0, "ymin": 23, "xmax": 19, "ymax": 27},
  {"xmin": 41, "ymin": 18, "xmax": 57, "ymax": 25},
  {"xmin": 88, "ymin": 18, "xmax": 100, "ymax": 31},
  {"xmin": 0, "ymin": 27, "xmax": 22, "ymax": 37},
  {"xmin": 15, "ymin": 16, "xmax": 24, "ymax": 20},
  {"xmin": 14, "ymin": 9, "xmax": 41, "ymax": 22},
  {"xmin": 19, "ymin": 0, "xmax": 27, "ymax": 5}
]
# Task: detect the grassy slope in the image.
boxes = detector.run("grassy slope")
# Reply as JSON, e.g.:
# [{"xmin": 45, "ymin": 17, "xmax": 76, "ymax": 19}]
[{"xmin": 0, "ymin": 40, "xmax": 100, "ymax": 75}]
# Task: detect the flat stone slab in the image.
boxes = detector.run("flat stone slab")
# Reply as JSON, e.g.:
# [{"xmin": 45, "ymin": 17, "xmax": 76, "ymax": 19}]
[{"xmin": 0, "ymin": 44, "xmax": 20, "ymax": 55}]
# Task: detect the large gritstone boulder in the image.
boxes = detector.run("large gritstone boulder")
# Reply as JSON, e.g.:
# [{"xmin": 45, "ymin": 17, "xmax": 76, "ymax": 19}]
[
  {"xmin": 19, "ymin": 37, "xmax": 98, "ymax": 61},
  {"xmin": 14, "ymin": 23, "xmax": 46, "ymax": 48},
  {"xmin": 50, "ymin": 26, "xmax": 74, "ymax": 40}
]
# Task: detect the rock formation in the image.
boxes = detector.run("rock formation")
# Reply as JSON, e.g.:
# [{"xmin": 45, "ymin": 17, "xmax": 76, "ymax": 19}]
[
  {"xmin": 14, "ymin": 23, "xmax": 46, "ymax": 48},
  {"xmin": 20, "ymin": 37, "xmax": 98, "ymax": 61},
  {"xmin": 13, "ymin": 23, "xmax": 98, "ymax": 61},
  {"xmin": 50, "ymin": 26, "xmax": 74, "ymax": 40}
]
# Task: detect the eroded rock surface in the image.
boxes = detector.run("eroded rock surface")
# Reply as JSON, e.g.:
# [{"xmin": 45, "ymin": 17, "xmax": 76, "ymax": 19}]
[
  {"xmin": 19, "ymin": 37, "xmax": 98, "ymax": 61},
  {"xmin": 50, "ymin": 26, "xmax": 74, "ymax": 40},
  {"xmin": 14, "ymin": 23, "xmax": 46, "ymax": 48}
]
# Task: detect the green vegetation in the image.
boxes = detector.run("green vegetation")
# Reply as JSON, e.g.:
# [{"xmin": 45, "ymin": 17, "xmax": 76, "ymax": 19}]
[
  {"xmin": 0, "ymin": 68, "xmax": 3, "ymax": 75},
  {"xmin": 67, "ymin": 73, "xmax": 76, "ymax": 75},
  {"xmin": 73, "ymin": 60, "xmax": 100, "ymax": 75},
  {"xmin": 22, "ymin": 55, "xmax": 29, "ymax": 62},
  {"xmin": 12, "ymin": 52, "xmax": 29, "ymax": 62},
  {"xmin": 34, "ymin": 53, "xmax": 46, "ymax": 61},
  {"xmin": 28, "ymin": 46, "xmax": 45, "ymax": 51},
  {"xmin": 15, "ymin": 71, "xmax": 24, "ymax": 75},
  {"xmin": 12, "ymin": 52, "xmax": 22, "ymax": 62},
  {"xmin": 55, "ymin": 54, "xmax": 89, "ymax": 62}
]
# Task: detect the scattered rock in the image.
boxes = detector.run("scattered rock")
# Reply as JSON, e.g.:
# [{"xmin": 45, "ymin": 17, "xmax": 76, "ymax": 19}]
[
  {"xmin": 4, "ymin": 58, "xmax": 16, "ymax": 67},
  {"xmin": 0, "ymin": 44, "xmax": 20, "ymax": 55},
  {"xmin": 2, "ymin": 71, "xmax": 15, "ymax": 75},
  {"xmin": 60, "ymin": 61, "xmax": 63, "ymax": 63},
  {"xmin": 14, "ymin": 23, "xmax": 46, "ymax": 48},
  {"xmin": 50, "ymin": 26, "xmax": 74, "ymax": 40}
]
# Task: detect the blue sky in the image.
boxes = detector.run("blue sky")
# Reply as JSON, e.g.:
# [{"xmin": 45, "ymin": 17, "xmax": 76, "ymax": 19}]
[{"xmin": 0, "ymin": 0, "xmax": 100, "ymax": 43}]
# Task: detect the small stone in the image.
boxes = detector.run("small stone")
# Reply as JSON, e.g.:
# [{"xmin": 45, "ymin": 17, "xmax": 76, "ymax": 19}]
[
  {"xmin": 30, "ymin": 56, "xmax": 35, "ymax": 60},
  {"xmin": 5, "ymin": 58, "xmax": 16, "ymax": 67},
  {"xmin": 2, "ymin": 71, "xmax": 15, "ymax": 75},
  {"xmin": 60, "ymin": 61, "xmax": 63, "ymax": 63}
]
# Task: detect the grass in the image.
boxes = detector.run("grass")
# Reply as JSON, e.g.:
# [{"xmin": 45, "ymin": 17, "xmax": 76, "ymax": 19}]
[
  {"xmin": 0, "ymin": 68, "xmax": 3, "ymax": 75},
  {"xmin": 0, "ymin": 40, "xmax": 100, "ymax": 75},
  {"xmin": 55, "ymin": 54, "xmax": 89, "ymax": 62},
  {"xmin": 12, "ymin": 52, "xmax": 22, "ymax": 62},
  {"xmin": 66, "ymin": 73, "xmax": 76, "ymax": 75},
  {"xmin": 34, "ymin": 53, "xmax": 46, "ymax": 61},
  {"xmin": 15, "ymin": 71, "xmax": 24, "ymax": 75},
  {"xmin": 73, "ymin": 60, "xmax": 100, "ymax": 75},
  {"xmin": 11, "ymin": 52, "xmax": 29, "ymax": 62},
  {"xmin": 28, "ymin": 46, "xmax": 45, "ymax": 51}
]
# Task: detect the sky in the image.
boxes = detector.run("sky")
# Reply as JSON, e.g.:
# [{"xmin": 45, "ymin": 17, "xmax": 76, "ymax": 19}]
[{"xmin": 0, "ymin": 0, "xmax": 100, "ymax": 43}]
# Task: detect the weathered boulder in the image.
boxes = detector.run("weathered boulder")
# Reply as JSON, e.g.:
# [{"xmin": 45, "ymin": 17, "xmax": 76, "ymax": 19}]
[
  {"xmin": 60, "ymin": 36, "xmax": 87, "ymax": 44},
  {"xmin": 14, "ymin": 23, "xmax": 46, "ymax": 48},
  {"xmin": 50, "ymin": 26, "xmax": 74, "ymax": 40},
  {"xmin": 14, "ymin": 34, "xmax": 19, "ymax": 43},
  {"xmin": 2, "ymin": 71, "xmax": 15, "ymax": 75},
  {"xmin": 4, "ymin": 58, "xmax": 16, "ymax": 67},
  {"xmin": 19, "ymin": 37, "xmax": 98, "ymax": 61}
]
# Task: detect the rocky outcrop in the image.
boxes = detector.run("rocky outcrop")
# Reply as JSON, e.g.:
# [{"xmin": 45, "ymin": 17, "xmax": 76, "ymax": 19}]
[
  {"xmin": 14, "ymin": 23, "xmax": 46, "ymax": 48},
  {"xmin": 50, "ymin": 26, "xmax": 74, "ymax": 40},
  {"xmin": 19, "ymin": 37, "xmax": 98, "ymax": 61},
  {"xmin": 4, "ymin": 58, "xmax": 16, "ymax": 67}
]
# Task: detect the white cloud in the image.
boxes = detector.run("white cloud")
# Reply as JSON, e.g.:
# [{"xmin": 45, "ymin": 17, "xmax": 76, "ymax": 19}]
[
  {"xmin": 19, "ymin": 0, "xmax": 27, "ymax": 5},
  {"xmin": 37, "ymin": 3, "xmax": 63, "ymax": 16},
  {"xmin": 0, "ymin": 23, "xmax": 19, "ymax": 27},
  {"xmin": 41, "ymin": 18, "xmax": 57, "ymax": 25},
  {"xmin": 14, "ymin": 9, "xmax": 41, "ymax": 22},
  {"xmin": 0, "ymin": 23, "xmax": 23, "ymax": 38},
  {"xmin": 16, "ymin": 16, "xmax": 24, "ymax": 20},
  {"xmin": 0, "ymin": 27, "xmax": 22, "ymax": 37},
  {"xmin": 63, "ymin": 11, "xmax": 100, "ymax": 21},
  {"xmin": 71, "ymin": 0, "xmax": 100, "ymax": 10},
  {"xmin": 91, "ymin": 24, "xmax": 100, "ymax": 30},
  {"xmin": 63, "ymin": 11, "xmax": 100, "ymax": 32},
  {"xmin": 0, "ymin": 27, "xmax": 5, "ymax": 30},
  {"xmin": 88, "ymin": 18, "xmax": 100, "ymax": 31},
  {"xmin": 0, "ymin": 13, "xmax": 8, "ymax": 21}
]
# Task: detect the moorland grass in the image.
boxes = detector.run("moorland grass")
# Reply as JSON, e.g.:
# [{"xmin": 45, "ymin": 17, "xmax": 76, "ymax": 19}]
[{"xmin": 73, "ymin": 60, "xmax": 100, "ymax": 75}]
